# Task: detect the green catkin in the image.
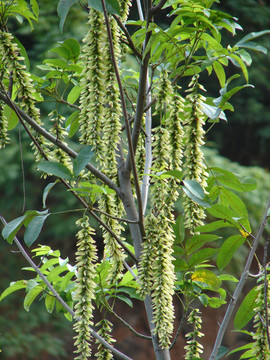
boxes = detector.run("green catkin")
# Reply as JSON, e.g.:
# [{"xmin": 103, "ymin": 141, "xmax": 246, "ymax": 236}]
[
  {"xmin": 101, "ymin": 16, "xmax": 122, "ymax": 178},
  {"xmin": 138, "ymin": 71, "xmax": 179, "ymax": 348},
  {"xmin": 78, "ymin": 10, "xmax": 105, "ymax": 160},
  {"xmin": 99, "ymin": 193, "xmax": 126, "ymax": 283},
  {"xmin": 167, "ymin": 91, "xmax": 185, "ymax": 171},
  {"xmin": 0, "ymin": 100, "xmax": 10, "ymax": 148},
  {"xmin": 0, "ymin": 30, "xmax": 49, "ymax": 160},
  {"xmin": 95, "ymin": 319, "xmax": 115, "ymax": 360},
  {"xmin": 73, "ymin": 215, "xmax": 98, "ymax": 360},
  {"xmin": 135, "ymin": 132, "xmax": 146, "ymax": 181},
  {"xmin": 184, "ymin": 308, "xmax": 204, "ymax": 359},
  {"xmin": 183, "ymin": 76, "xmax": 208, "ymax": 233},
  {"xmin": 48, "ymin": 110, "xmax": 72, "ymax": 169},
  {"xmin": 118, "ymin": 0, "xmax": 132, "ymax": 21},
  {"xmin": 251, "ymin": 272, "xmax": 270, "ymax": 359}
]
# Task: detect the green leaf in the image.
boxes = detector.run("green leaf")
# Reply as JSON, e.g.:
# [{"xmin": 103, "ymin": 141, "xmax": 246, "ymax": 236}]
[
  {"xmin": 2, "ymin": 215, "xmax": 27, "ymax": 244},
  {"xmin": 234, "ymin": 287, "xmax": 258, "ymax": 330},
  {"xmin": 42, "ymin": 181, "xmax": 59, "ymax": 208},
  {"xmin": 66, "ymin": 110, "xmax": 79, "ymax": 137},
  {"xmin": 217, "ymin": 235, "xmax": 246, "ymax": 270},
  {"xmin": 211, "ymin": 167, "xmax": 256, "ymax": 191},
  {"xmin": 88, "ymin": 0, "xmax": 120, "ymax": 15},
  {"xmin": 237, "ymin": 41, "xmax": 268, "ymax": 54},
  {"xmin": 228, "ymin": 54, "xmax": 249, "ymax": 82},
  {"xmin": 73, "ymin": 146, "xmax": 94, "ymax": 177},
  {"xmin": 14, "ymin": 36, "xmax": 30, "ymax": 70},
  {"xmin": 219, "ymin": 274, "xmax": 238, "ymax": 282},
  {"xmin": 45, "ymin": 293, "xmax": 56, "ymax": 313},
  {"xmin": 30, "ymin": 0, "xmax": 39, "ymax": 17},
  {"xmin": 208, "ymin": 297, "xmax": 227, "ymax": 308},
  {"xmin": 3, "ymin": 105, "xmax": 19, "ymax": 130},
  {"xmin": 38, "ymin": 161, "xmax": 73, "ymax": 181},
  {"xmin": 40, "ymin": 258, "xmax": 59, "ymax": 272},
  {"xmin": 192, "ymin": 269, "xmax": 221, "ymax": 290},
  {"xmin": 116, "ymin": 294, "xmax": 133, "ymax": 307},
  {"xmin": 24, "ymin": 213, "xmax": 50, "ymax": 247},
  {"xmin": 57, "ymin": 0, "xmax": 77, "ymax": 33},
  {"xmin": 161, "ymin": 170, "xmax": 183, "ymax": 181},
  {"xmin": 216, "ymin": 346, "xmax": 228, "ymax": 360},
  {"xmin": 215, "ymin": 84, "xmax": 254, "ymax": 109},
  {"xmin": 0, "ymin": 280, "xmax": 27, "ymax": 301},
  {"xmin": 185, "ymin": 234, "xmax": 219, "ymax": 254},
  {"xmin": 207, "ymin": 204, "xmax": 237, "ymax": 222},
  {"xmin": 196, "ymin": 220, "xmax": 234, "ymax": 233},
  {"xmin": 236, "ymin": 30, "xmax": 270, "ymax": 45},
  {"xmin": 62, "ymin": 38, "xmax": 81, "ymax": 60},
  {"xmin": 228, "ymin": 343, "xmax": 253, "ymax": 356},
  {"xmin": 188, "ymin": 248, "xmax": 218, "ymax": 268},
  {"xmin": 182, "ymin": 180, "xmax": 211, "ymax": 208},
  {"xmin": 43, "ymin": 58, "xmax": 67, "ymax": 69},
  {"xmin": 220, "ymin": 188, "xmax": 248, "ymax": 217},
  {"xmin": 24, "ymin": 285, "xmax": 44, "ymax": 311},
  {"xmin": 213, "ymin": 60, "xmax": 226, "ymax": 88},
  {"xmin": 199, "ymin": 294, "xmax": 208, "ymax": 306},
  {"xmin": 60, "ymin": 272, "xmax": 75, "ymax": 291},
  {"xmin": 173, "ymin": 215, "xmax": 185, "ymax": 243},
  {"xmin": 47, "ymin": 265, "xmax": 69, "ymax": 283},
  {"xmin": 67, "ymin": 85, "xmax": 83, "ymax": 104}
]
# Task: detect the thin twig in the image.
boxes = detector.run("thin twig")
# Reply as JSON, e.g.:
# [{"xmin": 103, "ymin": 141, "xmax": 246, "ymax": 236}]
[
  {"xmin": 0, "ymin": 214, "xmax": 134, "ymax": 360},
  {"xmin": 169, "ymin": 313, "xmax": 187, "ymax": 350},
  {"xmin": 107, "ymin": 303, "xmax": 152, "ymax": 340},
  {"xmin": 209, "ymin": 196, "xmax": 270, "ymax": 360}
]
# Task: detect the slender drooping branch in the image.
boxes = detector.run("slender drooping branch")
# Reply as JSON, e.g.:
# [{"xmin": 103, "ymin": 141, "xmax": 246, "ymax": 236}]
[
  {"xmin": 209, "ymin": 196, "xmax": 270, "ymax": 360},
  {"xmin": 0, "ymin": 214, "xmax": 134, "ymax": 360},
  {"xmin": 0, "ymin": 91, "xmax": 119, "ymax": 194}
]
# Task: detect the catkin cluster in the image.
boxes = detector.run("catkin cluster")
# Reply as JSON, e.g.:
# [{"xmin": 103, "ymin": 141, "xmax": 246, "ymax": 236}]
[
  {"xmin": 0, "ymin": 30, "xmax": 50, "ymax": 160},
  {"xmin": 251, "ymin": 272, "xmax": 270, "ymax": 358}
]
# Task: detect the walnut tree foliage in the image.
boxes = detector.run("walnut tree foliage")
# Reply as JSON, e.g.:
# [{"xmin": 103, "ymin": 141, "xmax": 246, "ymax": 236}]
[{"xmin": 0, "ymin": 1, "xmax": 270, "ymax": 360}]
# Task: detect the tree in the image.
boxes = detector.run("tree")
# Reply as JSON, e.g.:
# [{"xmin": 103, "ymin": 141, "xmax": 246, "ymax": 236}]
[{"xmin": 0, "ymin": 1, "xmax": 270, "ymax": 359}]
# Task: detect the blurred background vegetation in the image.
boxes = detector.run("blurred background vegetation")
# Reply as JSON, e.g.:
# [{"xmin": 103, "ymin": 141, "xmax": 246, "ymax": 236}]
[{"xmin": 1, "ymin": 0, "xmax": 270, "ymax": 359}]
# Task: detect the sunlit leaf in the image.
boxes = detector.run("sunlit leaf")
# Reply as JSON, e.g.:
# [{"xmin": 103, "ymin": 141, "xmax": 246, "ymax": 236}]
[
  {"xmin": 38, "ymin": 161, "xmax": 73, "ymax": 181},
  {"xmin": 0, "ymin": 280, "xmax": 27, "ymax": 301},
  {"xmin": 57, "ymin": 0, "xmax": 77, "ymax": 33},
  {"xmin": 217, "ymin": 235, "xmax": 246, "ymax": 270},
  {"xmin": 24, "ymin": 213, "xmax": 50, "ymax": 247},
  {"xmin": 73, "ymin": 146, "xmax": 94, "ymax": 177},
  {"xmin": 234, "ymin": 287, "xmax": 258, "ymax": 329}
]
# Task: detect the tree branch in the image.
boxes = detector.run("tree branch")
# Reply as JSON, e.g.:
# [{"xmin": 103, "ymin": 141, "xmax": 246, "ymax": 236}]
[
  {"xmin": 209, "ymin": 196, "xmax": 270, "ymax": 360},
  {"xmin": 0, "ymin": 91, "xmax": 119, "ymax": 195},
  {"xmin": 149, "ymin": 0, "xmax": 168, "ymax": 17},
  {"xmin": 0, "ymin": 214, "xmax": 134, "ymax": 360}
]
